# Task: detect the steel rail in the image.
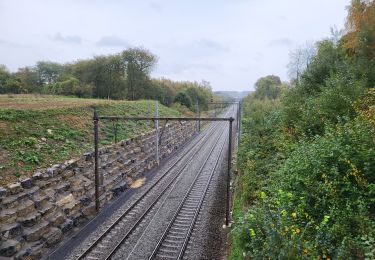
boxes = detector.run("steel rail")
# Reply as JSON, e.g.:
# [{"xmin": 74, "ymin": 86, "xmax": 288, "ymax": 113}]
[
  {"xmin": 177, "ymin": 131, "xmax": 228, "ymax": 259},
  {"xmin": 148, "ymin": 122, "xmax": 229, "ymax": 260},
  {"xmin": 106, "ymin": 121, "xmax": 227, "ymax": 260},
  {"xmin": 76, "ymin": 119, "xmax": 221, "ymax": 260}
]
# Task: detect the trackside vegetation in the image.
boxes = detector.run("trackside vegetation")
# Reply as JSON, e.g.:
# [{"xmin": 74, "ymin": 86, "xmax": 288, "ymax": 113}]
[{"xmin": 230, "ymin": 1, "xmax": 375, "ymax": 259}]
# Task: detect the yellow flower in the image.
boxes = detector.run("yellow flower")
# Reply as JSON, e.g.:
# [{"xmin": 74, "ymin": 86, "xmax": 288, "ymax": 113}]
[
  {"xmin": 291, "ymin": 212, "xmax": 297, "ymax": 219},
  {"xmin": 323, "ymin": 215, "xmax": 330, "ymax": 224},
  {"xmin": 249, "ymin": 228, "xmax": 256, "ymax": 237}
]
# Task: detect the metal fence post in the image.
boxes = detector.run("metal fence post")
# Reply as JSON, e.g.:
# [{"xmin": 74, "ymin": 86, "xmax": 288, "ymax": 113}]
[
  {"xmin": 226, "ymin": 117, "xmax": 234, "ymax": 226},
  {"xmin": 198, "ymin": 102, "xmax": 201, "ymax": 132},
  {"xmin": 238, "ymin": 101, "xmax": 241, "ymax": 146},
  {"xmin": 114, "ymin": 120, "xmax": 117, "ymax": 143},
  {"xmin": 155, "ymin": 97, "xmax": 159, "ymax": 165},
  {"xmin": 237, "ymin": 102, "xmax": 240, "ymax": 134},
  {"xmin": 196, "ymin": 100, "xmax": 200, "ymax": 132},
  {"xmin": 93, "ymin": 109, "xmax": 100, "ymax": 213}
]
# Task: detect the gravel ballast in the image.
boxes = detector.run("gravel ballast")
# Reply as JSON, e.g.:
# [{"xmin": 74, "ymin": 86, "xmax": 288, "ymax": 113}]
[{"xmin": 47, "ymin": 106, "xmax": 236, "ymax": 260}]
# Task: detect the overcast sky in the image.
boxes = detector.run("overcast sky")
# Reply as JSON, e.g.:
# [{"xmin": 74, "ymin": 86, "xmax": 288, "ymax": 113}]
[{"xmin": 0, "ymin": 0, "xmax": 351, "ymax": 91}]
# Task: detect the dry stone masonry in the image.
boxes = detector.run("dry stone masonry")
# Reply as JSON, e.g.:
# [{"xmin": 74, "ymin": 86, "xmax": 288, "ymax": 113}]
[{"xmin": 0, "ymin": 121, "xmax": 196, "ymax": 259}]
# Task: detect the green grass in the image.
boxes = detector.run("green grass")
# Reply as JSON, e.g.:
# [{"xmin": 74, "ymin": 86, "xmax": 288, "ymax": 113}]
[
  {"xmin": 0, "ymin": 96, "xmax": 181, "ymax": 186},
  {"xmin": 229, "ymin": 184, "xmax": 246, "ymax": 260}
]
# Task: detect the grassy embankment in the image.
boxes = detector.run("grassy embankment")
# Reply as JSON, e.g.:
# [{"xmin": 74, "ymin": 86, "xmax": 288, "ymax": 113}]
[{"xmin": 0, "ymin": 95, "xmax": 181, "ymax": 186}]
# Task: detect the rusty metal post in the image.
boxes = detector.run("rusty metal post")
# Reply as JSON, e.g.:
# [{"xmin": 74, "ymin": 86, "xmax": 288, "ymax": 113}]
[
  {"xmin": 226, "ymin": 117, "xmax": 234, "ymax": 226},
  {"xmin": 238, "ymin": 101, "xmax": 241, "ymax": 146},
  {"xmin": 114, "ymin": 120, "xmax": 117, "ymax": 143},
  {"xmin": 155, "ymin": 97, "xmax": 159, "ymax": 165},
  {"xmin": 93, "ymin": 109, "xmax": 100, "ymax": 213},
  {"xmin": 196, "ymin": 100, "xmax": 200, "ymax": 132},
  {"xmin": 237, "ymin": 102, "xmax": 240, "ymax": 147},
  {"xmin": 198, "ymin": 102, "xmax": 201, "ymax": 132}
]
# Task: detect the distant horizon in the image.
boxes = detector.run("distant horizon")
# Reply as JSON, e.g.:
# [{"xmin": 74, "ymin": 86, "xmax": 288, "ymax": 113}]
[{"xmin": 0, "ymin": 0, "xmax": 350, "ymax": 91}]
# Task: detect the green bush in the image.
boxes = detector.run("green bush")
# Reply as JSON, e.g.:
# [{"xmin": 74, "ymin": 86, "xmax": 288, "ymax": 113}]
[
  {"xmin": 174, "ymin": 91, "xmax": 193, "ymax": 109},
  {"xmin": 231, "ymin": 2, "xmax": 375, "ymax": 258},
  {"xmin": 234, "ymin": 116, "xmax": 375, "ymax": 259}
]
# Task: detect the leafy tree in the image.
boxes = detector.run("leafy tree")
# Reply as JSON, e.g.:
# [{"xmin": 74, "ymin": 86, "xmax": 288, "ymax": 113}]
[
  {"xmin": 148, "ymin": 79, "xmax": 175, "ymax": 106},
  {"xmin": 254, "ymin": 75, "xmax": 282, "ymax": 100},
  {"xmin": 122, "ymin": 47, "xmax": 158, "ymax": 100},
  {"xmin": 15, "ymin": 66, "xmax": 39, "ymax": 93},
  {"xmin": 344, "ymin": 0, "xmax": 375, "ymax": 55},
  {"xmin": 185, "ymin": 84, "xmax": 212, "ymax": 111},
  {"xmin": 44, "ymin": 77, "xmax": 93, "ymax": 97},
  {"xmin": 0, "ymin": 65, "xmax": 25, "ymax": 94},
  {"xmin": 36, "ymin": 61, "xmax": 66, "ymax": 85},
  {"xmin": 299, "ymin": 40, "xmax": 343, "ymax": 95},
  {"xmin": 70, "ymin": 55, "xmax": 126, "ymax": 99},
  {"xmin": 0, "ymin": 47, "xmax": 216, "ymax": 110},
  {"xmin": 342, "ymin": 0, "xmax": 375, "ymax": 86},
  {"xmin": 174, "ymin": 91, "xmax": 193, "ymax": 108}
]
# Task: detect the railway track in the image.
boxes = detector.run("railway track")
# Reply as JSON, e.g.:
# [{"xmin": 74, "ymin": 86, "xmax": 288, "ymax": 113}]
[
  {"xmin": 148, "ymin": 121, "xmax": 228, "ymax": 260},
  {"xmin": 75, "ymin": 112, "xmax": 230, "ymax": 260}
]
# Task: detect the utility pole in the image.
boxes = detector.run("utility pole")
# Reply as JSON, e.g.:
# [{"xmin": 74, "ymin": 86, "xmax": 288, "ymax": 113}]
[
  {"xmin": 226, "ymin": 117, "xmax": 234, "ymax": 226},
  {"xmin": 238, "ymin": 100, "xmax": 241, "ymax": 146},
  {"xmin": 198, "ymin": 102, "xmax": 201, "ymax": 131},
  {"xmin": 155, "ymin": 97, "xmax": 159, "ymax": 165},
  {"xmin": 93, "ymin": 109, "xmax": 100, "ymax": 213}
]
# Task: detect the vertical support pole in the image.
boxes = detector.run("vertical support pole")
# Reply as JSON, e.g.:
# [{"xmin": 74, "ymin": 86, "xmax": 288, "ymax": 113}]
[
  {"xmin": 226, "ymin": 117, "xmax": 233, "ymax": 226},
  {"xmin": 198, "ymin": 102, "xmax": 201, "ymax": 131},
  {"xmin": 196, "ymin": 100, "xmax": 200, "ymax": 132},
  {"xmin": 238, "ymin": 101, "xmax": 241, "ymax": 146},
  {"xmin": 155, "ymin": 97, "xmax": 159, "ymax": 165},
  {"xmin": 237, "ymin": 102, "xmax": 240, "ymax": 146},
  {"xmin": 93, "ymin": 109, "xmax": 100, "ymax": 213},
  {"xmin": 114, "ymin": 120, "xmax": 118, "ymax": 143}
]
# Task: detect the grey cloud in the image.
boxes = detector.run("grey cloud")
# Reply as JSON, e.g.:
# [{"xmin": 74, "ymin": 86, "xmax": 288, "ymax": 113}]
[
  {"xmin": 157, "ymin": 60, "xmax": 218, "ymax": 75},
  {"xmin": 267, "ymin": 38, "xmax": 294, "ymax": 47},
  {"xmin": 148, "ymin": 1, "xmax": 163, "ymax": 12},
  {"xmin": 195, "ymin": 39, "xmax": 229, "ymax": 52},
  {"xmin": 96, "ymin": 36, "xmax": 130, "ymax": 47},
  {"xmin": 253, "ymin": 52, "xmax": 264, "ymax": 62},
  {"xmin": 49, "ymin": 33, "xmax": 82, "ymax": 44},
  {"xmin": 0, "ymin": 38, "xmax": 29, "ymax": 48}
]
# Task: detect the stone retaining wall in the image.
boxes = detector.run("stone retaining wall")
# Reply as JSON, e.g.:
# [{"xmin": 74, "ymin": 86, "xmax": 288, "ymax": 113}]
[{"xmin": 0, "ymin": 121, "xmax": 196, "ymax": 259}]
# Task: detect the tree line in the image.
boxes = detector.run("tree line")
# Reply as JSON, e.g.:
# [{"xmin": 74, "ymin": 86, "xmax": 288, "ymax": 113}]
[
  {"xmin": 232, "ymin": 0, "xmax": 375, "ymax": 258},
  {"xmin": 0, "ymin": 47, "xmax": 214, "ymax": 111}
]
